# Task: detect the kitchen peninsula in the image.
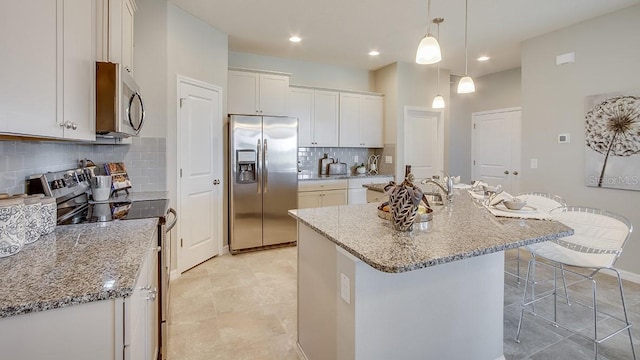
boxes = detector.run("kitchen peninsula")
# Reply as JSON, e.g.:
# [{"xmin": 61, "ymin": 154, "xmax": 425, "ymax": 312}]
[{"xmin": 289, "ymin": 191, "xmax": 573, "ymax": 360}]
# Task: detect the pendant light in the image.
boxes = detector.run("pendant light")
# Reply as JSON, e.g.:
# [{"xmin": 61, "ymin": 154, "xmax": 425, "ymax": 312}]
[
  {"xmin": 432, "ymin": 18, "xmax": 445, "ymax": 109},
  {"xmin": 416, "ymin": 0, "xmax": 442, "ymax": 65},
  {"xmin": 457, "ymin": 0, "xmax": 475, "ymax": 93}
]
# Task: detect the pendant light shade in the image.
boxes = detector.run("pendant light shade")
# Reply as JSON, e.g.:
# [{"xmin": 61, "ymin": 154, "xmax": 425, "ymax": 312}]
[
  {"xmin": 416, "ymin": 35, "xmax": 442, "ymax": 64},
  {"xmin": 416, "ymin": 0, "xmax": 441, "ymax": 65},
  {"xmin": 432, "ymin": 95, "xmax": 445, "ymax": 108},
  {"xmin": 457, "ymin": 76, "xmax": 475, "ymax": 93},
  {"xmin": 457, "ymin": 0, "xmax": 475, "ymax": 94}
]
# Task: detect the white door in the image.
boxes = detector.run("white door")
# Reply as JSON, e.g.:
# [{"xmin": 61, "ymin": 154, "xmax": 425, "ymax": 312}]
[
  {"xmin": 178, "ymin": 77, "xmax": 222, "ymax": 272},
  {"xmin": 472, "ymin": 108, "xmax": 521, "ymax": 194},
  {"xmin": 403, "ymin": 107, "xmax": 444, "ymax": 180}
]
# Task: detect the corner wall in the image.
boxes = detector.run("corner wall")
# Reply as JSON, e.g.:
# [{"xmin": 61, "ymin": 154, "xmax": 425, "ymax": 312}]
[{"xmin": 521, "ymin": 5, "xmax": 640, "ymax": 274}]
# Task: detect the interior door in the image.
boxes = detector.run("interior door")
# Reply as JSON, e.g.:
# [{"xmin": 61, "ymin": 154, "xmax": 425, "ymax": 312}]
[
  {"xmin": 472, "ymin": 109, "xmax": 521, "ymax": 193},
  {"xmin": 178, "ymin": 78, "xmax": 222, "ymax": 272},
  {"xmin": 403, "ymin": 107, "xmax": 443, "ymax": 180}
]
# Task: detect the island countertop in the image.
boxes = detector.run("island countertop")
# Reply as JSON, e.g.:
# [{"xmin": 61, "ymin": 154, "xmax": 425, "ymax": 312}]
[
  {"xmin": 289, "ymin": 191, "xmax": 573, "ymax": 273},
  {"xmin": 0, "ymin": 218, "xmax": 158, "ymax": 318}
]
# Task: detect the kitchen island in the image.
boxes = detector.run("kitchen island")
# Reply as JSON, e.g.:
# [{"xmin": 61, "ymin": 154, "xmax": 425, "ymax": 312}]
[{"xmin": 289, "ymin": 191, "xmax": 573, "ymax": 360}]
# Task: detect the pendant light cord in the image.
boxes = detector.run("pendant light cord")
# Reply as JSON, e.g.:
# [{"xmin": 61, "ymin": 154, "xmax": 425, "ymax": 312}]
[
  {"xmin": 464, "ymin": 0, "xmax": 469, "ymax": 75},
  {"xmin": 436, "ymin": 21, "xmax": 440, "ymax": 89},
  {"xmin": 427, "ymin": 0, "xmax": 432, "ymax": 35}
]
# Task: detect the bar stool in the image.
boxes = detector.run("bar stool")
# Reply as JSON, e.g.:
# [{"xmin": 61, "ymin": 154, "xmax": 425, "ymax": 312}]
[
  {"xmin": 506, "ymin": 192, "xmax": 567, "ymax": 283},
  {"xmin": 516, "ymin": 206, "xmax": 636, "ymax": 359}
]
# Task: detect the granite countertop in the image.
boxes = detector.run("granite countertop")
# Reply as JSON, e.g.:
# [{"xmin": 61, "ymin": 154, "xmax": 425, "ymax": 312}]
[
  {"xmin": 298, "ymin": 173, "xmax": 394, "ymax": 181},
  {"xmin": 0, "ymin": 218, "xmax": 158, "ymax": 318},
  {"xmin": 289, "ymin": 191, "xmax": 573, "ymax": 273}
]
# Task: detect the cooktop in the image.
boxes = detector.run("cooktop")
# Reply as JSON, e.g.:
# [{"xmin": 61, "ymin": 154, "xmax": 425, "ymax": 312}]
[{"xmin": 58, "ymin": 199, "xmax": 169, "ymax": 225}]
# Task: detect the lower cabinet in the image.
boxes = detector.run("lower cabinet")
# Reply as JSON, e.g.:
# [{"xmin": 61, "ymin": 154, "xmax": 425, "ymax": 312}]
[
  {"xmin": 347, "ymin": 176, "xmax": 393, "ymax": 205},
  {"xmin": 0, "ymin": 240, "xmax": 159, "ymax": 360},
  {"xmin": 298, "ymin": 180, "xmax": 348, "ymax": 209}
]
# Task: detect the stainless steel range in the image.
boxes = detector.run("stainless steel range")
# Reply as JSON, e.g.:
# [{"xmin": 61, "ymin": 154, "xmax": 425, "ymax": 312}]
[{"xmin": 26, "ymin": 168, "xmax": 176, "ymax": 360}]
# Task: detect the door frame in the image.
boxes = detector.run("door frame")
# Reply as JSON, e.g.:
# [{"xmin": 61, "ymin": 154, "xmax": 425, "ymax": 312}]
[
  {"xmin": 176, "ymin": 75, "xmax": 224, "ymax": 274},
  {"xmin": 399, "ymin": 106, "xmax": 444, "ymax": 179},
  {"xmin": 471, "ymin": 107, "xmax": 521, "ymax": 192}
]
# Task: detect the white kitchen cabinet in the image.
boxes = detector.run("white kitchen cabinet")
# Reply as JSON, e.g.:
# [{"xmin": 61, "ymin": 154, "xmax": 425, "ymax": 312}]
[
  {"xmin": 347, "ymin": 176, "xmax": 394, "ymax": 205},
  {"xmin": 298, "ymin": 180, "xmax": 348, "ymax": 209},
  {"xmin": 0, "ymin": 0, "xmax": 95, "ymax": 141},
  {"xmin": 97, "ymin": 0, "xmax": 137, "ymax": 75},
  {"xmin": 339, "ymin": 93, "xmax": 384, "ymax": 148},
  {"xmin": 228, "ymin": 70, "xmax": 290, "ymax": 116},
  {"xmin": 289, "ymin": 87, "xmax": 338, "ymax": 147}
]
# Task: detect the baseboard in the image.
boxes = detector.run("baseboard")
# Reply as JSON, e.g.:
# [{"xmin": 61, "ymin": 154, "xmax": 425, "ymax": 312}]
[
  {"xmin": 494, "ymin": 356, "xmax": 506, "ymax": 360},
  {"xmin": 295, "ymin": 342, "xmax": 308, "ymax": 360},
  {"xmin": 604, "ymin": 268, "xmax": 640, "ymax": 284},
  {"xmin": 222, "ymin": 244, "xmax": 229, "ymax": 255},
  {"xmin": 170, "ymin": 269, "xmax": 180, "ymax": 281}
]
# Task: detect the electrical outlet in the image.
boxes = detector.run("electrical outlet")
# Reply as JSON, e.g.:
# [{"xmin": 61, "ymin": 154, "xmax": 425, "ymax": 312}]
[
  {"xmin": 354, "ymin": 155, "xmax": 359, "ymax": 164},
  {"xmin": 530, "ymin": 159, "xmax": 538, "ymax": 169},
  {"xmin": 385, "ymin": 156, "xmax": 393, "ymax": 164},
  {"xmin": 340, "ymin": 273, "xmax": 351, "ymax": 304}
]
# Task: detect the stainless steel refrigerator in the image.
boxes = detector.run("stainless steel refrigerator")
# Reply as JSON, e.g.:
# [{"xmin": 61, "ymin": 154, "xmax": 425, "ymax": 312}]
[{"xmin": 229, "ymin": 115, "xmax": 298, "ymax": 252}]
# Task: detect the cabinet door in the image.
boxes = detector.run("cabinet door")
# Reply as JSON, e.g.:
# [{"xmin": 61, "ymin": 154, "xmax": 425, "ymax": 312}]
[
  {"xmin": 339, "ymin": 93, "xmax": 361, "ymax": 147},
  {"xmin": 228, "ymin": 71, "xmax": 259, "ymax": 115},
  {"xmin": 289, "ymin": 87, "xmax": 314, "ymax": 146},
  {"xmin": 360, "ymin": 95, "xmax": 383, "ymax": 147},
  {"xmin": 259, "ymin": 73, "xmax": 289, "ymax": 116},
  {"xmin": 321, "ymin": 190, "xmax": 348, "ymax": 207},
  {"xmin": 313, "ymin": 90, "xmax": 339, "ymax": 147},
  {"xmin": 146, "ymin": 245, "xmax": 159, "ymax": 360},
  {"xmin": 121, "ymin": 0, "xmax": 135, "ymax": 75},
  {"xmin": 62, "ymin": 0, "xmax": 96, "ymax": 141},
  {"xmin": 298, "ymin": 192, "xmax": 322, "ymax": 209},
  {"xmin": 0, "ymin": 0, "xmax": 61, "ymax": 138}
]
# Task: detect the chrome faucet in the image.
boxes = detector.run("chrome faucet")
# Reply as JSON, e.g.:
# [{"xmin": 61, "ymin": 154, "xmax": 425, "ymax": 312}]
[{"xmin": 421, "ymin": 173, "xmax": 454, "ymax": 202}]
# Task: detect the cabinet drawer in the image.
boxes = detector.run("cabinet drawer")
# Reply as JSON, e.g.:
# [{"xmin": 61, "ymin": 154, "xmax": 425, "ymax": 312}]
[{"xmin": 298, "ymin": 179, "xmax": 348, "ymax": 192}]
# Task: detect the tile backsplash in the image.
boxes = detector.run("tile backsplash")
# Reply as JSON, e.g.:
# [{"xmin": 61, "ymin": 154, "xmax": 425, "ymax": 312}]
[
  {"xmin": 298, "ymin": 147, "xmax": 381, "ymax": 175},
  {"xmin": 0, "ymin": 137, "xmax": 166, "ymax": 194}
]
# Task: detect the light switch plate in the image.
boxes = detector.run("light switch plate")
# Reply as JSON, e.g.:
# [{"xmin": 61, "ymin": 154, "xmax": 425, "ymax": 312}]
[
  {"xmin": 530, "ymin": 159, "xmax": 538, "ymax": 169},
  {"xmin": 385, "ymin": 156, "xmax": 393, "ymax": 164},
  {"xmin": 354, "ymin": 155, "xmax": 358, "ymax": 164},
  {"xmin": 340, "ymin": 273, "xmax": 351, "ymax": 304},
  {"xmin": 558, "ymin": 133, "xmax": 570, "ymax": 143}
]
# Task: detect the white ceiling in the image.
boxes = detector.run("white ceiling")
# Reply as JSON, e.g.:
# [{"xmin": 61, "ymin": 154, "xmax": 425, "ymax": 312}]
[{"xmin": 169, "ymin": 0, "xmax": 639, "ymax": 77}]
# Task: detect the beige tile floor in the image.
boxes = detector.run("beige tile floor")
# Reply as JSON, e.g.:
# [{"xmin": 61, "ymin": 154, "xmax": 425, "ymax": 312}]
[{"xmin": 168, "ymin": 247, "xmax": 640, "ymax": 360}]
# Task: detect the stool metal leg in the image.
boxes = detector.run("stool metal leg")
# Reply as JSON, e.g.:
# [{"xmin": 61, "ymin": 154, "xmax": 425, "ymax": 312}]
[
  {"xmin": 516, "ymin": 257, "xmax": 535, "ymax": 343},
  {"xmin": 614, "ymin": 269, "xmax": 637, "ymax": 360},
  {"xmin": 592, "ymin": 278, "xmax": 598, "ymax": 359},
  {"xmin": 561, "ymin": 264, "xmax": 570, "ymax": 305}
]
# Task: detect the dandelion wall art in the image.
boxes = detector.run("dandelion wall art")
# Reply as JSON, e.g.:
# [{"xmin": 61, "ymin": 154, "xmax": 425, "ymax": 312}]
[{"xmin": 585, "ymin": 90, "xmax": 640, "ymax": 191}]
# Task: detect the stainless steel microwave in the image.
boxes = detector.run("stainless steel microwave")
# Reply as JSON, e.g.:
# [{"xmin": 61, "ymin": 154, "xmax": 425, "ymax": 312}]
[{"xmin": 96, "ymin": 62, "xmax": 145, "ymax": 137}]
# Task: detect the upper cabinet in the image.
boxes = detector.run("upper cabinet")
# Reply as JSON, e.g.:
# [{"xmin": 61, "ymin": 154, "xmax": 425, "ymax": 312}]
[
  {"xmin": 228, "ymin": 70, "xmax": 290, "ymax": 116},
  {"xmin": 97, "ymin": 0, "xmax": 137, "ymax": 75},
  {"xmin": 339, "ymin": 93, "xmax": 383, "ymax": 148},
  {"xmin": 289, "ymin": 87, "xmax": 338, "ymax": 147},
  {"xmin": 0, "ymin": 0, "xmax": 96, "ymax": 141}
]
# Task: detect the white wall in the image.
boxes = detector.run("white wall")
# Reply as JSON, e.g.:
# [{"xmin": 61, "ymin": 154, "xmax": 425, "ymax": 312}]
[
  {"xmin": 229, "ymin": 51, "xmax": 372, "ymax": 92},
  {"xmin": 521, "ymin": 5, "xmax": 640, "ymax": 274},
  {"xmin": 449, "ymin": 68, "xmax": 522, "ymax": 182}
]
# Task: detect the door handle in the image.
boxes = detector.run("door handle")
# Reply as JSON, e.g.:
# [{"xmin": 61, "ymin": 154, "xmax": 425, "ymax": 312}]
[
  {"xmin": 263, "ymin": 139, "xmax": 268, "ymax": 193},
  {"xmin": 504, "ymin": 170, "xmax": 510, "ymax": 175},
  {"xmin": 513, "ymin": 171, "xmax": 519, "ymax": 176},
  {"xmin": 257, "ymin": 139, "xmax": 261, "ymax": 194},
  {"xmin": 213, "ymin": 179, "xmax": 220, "ymax": 185}
]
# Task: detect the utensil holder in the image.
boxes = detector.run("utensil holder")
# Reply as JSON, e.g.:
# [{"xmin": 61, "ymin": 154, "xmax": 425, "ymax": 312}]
[{"xmin": 0, "ymin": 197, "xmax": 25, "ymax": 257}]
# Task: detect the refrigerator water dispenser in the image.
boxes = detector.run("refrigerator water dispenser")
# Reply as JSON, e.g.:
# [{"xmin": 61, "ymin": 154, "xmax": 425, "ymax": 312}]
[{"xmin": 236, "ymin": 149, "xmax": 257, "ymax": 183}]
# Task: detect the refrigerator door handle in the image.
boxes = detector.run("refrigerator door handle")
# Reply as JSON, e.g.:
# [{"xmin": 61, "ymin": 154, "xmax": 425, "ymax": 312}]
[
  {"xmin": 263, "ymin": 139, "xmax": 268, "ymax": 193},
  {"xmin": 257, "ymin": 139, "xmax": 261, "ymax": 194}
]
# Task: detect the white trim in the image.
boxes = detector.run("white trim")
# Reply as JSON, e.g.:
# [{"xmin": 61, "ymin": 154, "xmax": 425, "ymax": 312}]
[
  {"xmin": 295, "ymin": 342, "xmax": 308, "ymax": 360},
  {"xmin": 290, "ymin": 84, "xmax": 384, "ymax": 97},
  {"xmin": 175, "ymin": 75, "xmax": 225, "ymax": 273},
  {"xmin": 603, "ymin": 268, "xmax": 640, "ymax": 284},
  {"xmin": 228, "ymin": 66, "xmax": 292, "ymax": 77},
  {"xmin": 472, "ymin": 106, "xmax": 522, "ymax": 116},
  {"xmin": 170, "ymin": 269, "xmax": 180, "ymax": 281},
  {"xmin": 222, "ymin": 244, "xmax": 230, "ymax": 255}
]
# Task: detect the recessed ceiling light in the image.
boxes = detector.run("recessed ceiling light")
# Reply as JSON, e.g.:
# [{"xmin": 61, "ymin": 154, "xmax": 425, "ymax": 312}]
[
  {"xmin": 289, "ymin": 36, "xmax": 301, "ymax": 43},
  {"xmin": 369, "ymin": 50, "xmax": 380, "ymax": 56},
  {"xmin": 477, "ymin": 56, "xmax": 490, "ymax": 62}
]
